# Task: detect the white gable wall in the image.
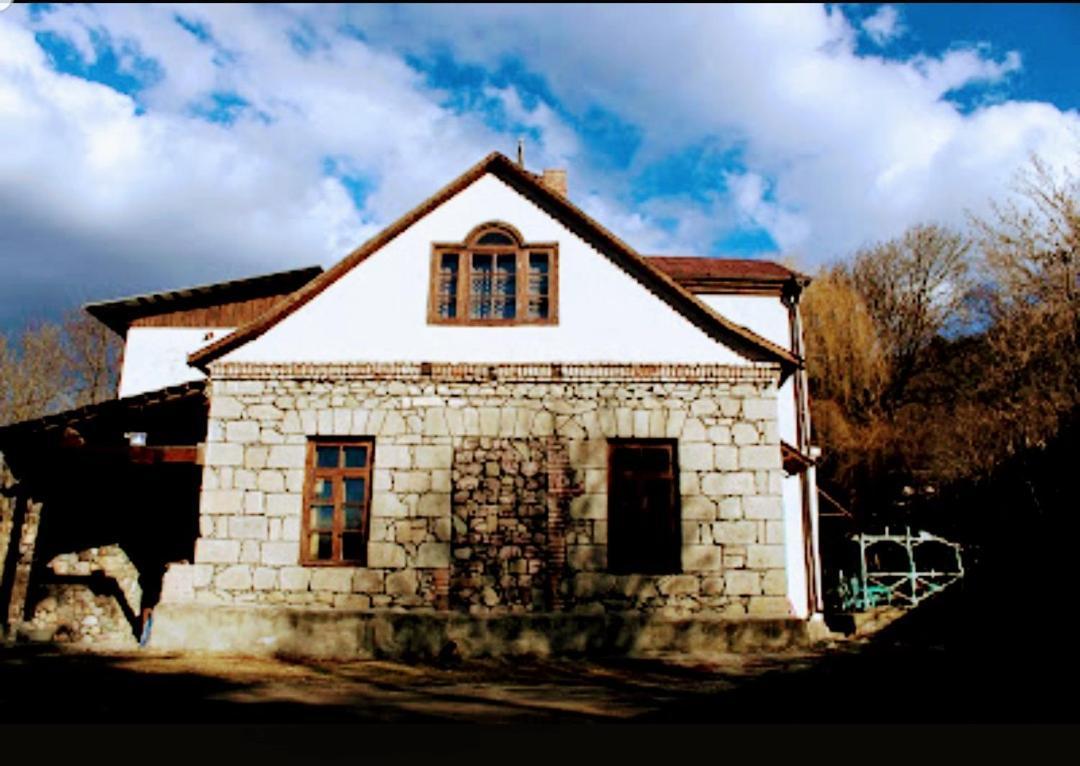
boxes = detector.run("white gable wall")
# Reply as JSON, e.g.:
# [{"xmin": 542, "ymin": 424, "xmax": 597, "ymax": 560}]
[
  {"xmin": 700, "ymin": 294, "xmax": 796, "ymax": 446},
  {"xmin": 119, "ymin": 326, "xmax": 232, "ymax": 398},
  {"xmin": 222, "ymin": 175, "xmax": 751, "ymax": 365}
]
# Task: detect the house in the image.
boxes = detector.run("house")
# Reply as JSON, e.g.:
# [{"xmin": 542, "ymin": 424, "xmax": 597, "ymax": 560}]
[{"xmin": 0, "ymin": 151, "xmax": 823, "ymax": 657}]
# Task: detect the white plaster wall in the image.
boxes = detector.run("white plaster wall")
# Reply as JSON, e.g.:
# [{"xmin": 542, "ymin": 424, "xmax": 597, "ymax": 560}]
[
  {"xmin": 701, "ymin": 294, "xmax": 797, "ymax": 446},
  {"xmin": 119, "ymin": 327, "xmax": 233, "ymax": 398},
  {"xmin": 782, "ymin": 473, "xmax": 810, "ymax": 619},
  {"xmin": 223, "ymin": 175, "xmax": 751, "ymax": 365}
]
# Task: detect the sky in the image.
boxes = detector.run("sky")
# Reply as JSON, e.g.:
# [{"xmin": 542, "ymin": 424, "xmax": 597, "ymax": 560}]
[{"xmin": 1, "ymin": 3, "xmax": 1077, "ymax": 331}]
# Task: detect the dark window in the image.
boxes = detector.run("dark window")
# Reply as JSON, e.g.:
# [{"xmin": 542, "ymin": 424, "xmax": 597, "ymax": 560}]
[
  {"xmin": 607, "ymin": 439, "xmax": 681, "ymax": 574},
  {"xmin": 430, "ymin": 222, "xmax": 558, "ymax": 325},
  {"xmin": 302, "ymin": 438, "xmax": 374, "ymax": 566}
]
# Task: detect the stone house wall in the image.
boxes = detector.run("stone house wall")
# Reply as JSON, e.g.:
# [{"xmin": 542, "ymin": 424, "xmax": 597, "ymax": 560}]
[{"xmin": 160, "ymin": 362, "xmax": 790, "ymax": 619}]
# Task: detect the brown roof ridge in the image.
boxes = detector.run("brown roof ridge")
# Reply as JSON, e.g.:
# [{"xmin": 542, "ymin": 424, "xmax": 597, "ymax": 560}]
[
  {"xmin": 85, "ymin": 265, "xmax": 324, "ymax": 336},
  {"xmin": 188, "ymin": 152, "xmax": 799, "ymax": 374}
]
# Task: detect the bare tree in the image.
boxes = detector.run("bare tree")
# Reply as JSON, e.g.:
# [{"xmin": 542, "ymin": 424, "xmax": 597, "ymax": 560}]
[
  {"xmin": 972, "ymin": 154, "xmax": 1080, "ymax": 459},
  {"xmin": 0, "ymin": 310, "xmax": 121, "ymax": 426},
  {"xmin": 0, "ymin": 320, "xmax": 71, "ymax": 426},
  {"xmin": 62, "ymin": 310, "xmax": 121, "ymax": 408},
  {"xmin": 850, "ymin": 223, "xmax": 973, "ymax": 408}
]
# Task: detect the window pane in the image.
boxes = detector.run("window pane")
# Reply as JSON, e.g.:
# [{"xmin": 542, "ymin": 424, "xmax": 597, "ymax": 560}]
[
  {"xmin": 344, "ymin": 503, "xmax": 364, "ymax": 530},
  {"xmin": 313, "ymin": 478, "xmax": 332, "ymax": 500},
  {"xmin": 344, "ymin": 478, "xmax": 365, "ymax": 504},
  {"xmin": 316, "ymin": 446, "xmax": 339, "ymax": 469},
  {"xmin": 528, "ymin": 253, "xmax": 549, "ymax": 319},
  {"xmin": 477, "ymin": 231, "xmax": 514, "ymax": 245},
  {"xmin": 310, "ymin": 504, "xmax": 334, "ymax": 531},
  {"xmin": 341, "ymin": 533, "xmax": 364, "ymax": 561},
  {"xmin": 344, "ymin": 446, "xmax": 368, "ymax": 468},
  {"xmin": 495, "ymin": 253, "xmax": 516, "ymax": 319},
  {"xmin": 310, "ymin": 532, "xmax": 333, "ymax": 561},
  {"xmin": 471, "ymin": 254, "xmax": 493, "ymax": 318},
  {"xmin": 438, "ymin": 253, "xmax": 458, "ymax": 319}
]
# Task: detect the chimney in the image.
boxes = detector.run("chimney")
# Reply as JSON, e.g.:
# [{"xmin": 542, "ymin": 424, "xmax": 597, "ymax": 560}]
[{"xmin": 541, "ymin": 168, "xmax": 568, "ymax": 198}]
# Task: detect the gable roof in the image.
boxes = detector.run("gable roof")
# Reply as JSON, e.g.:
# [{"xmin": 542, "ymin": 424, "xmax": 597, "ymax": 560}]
[
  {"xmin": 188, "ymin": 152, "xmax": 800, "ymax": 376},
  {"xmin": 85, "ymin": 266, "xmax": 324, "ymax": 336},
  {"xmin": 648, "ymin": 256, "xmax": 810, "ymax": 296}
]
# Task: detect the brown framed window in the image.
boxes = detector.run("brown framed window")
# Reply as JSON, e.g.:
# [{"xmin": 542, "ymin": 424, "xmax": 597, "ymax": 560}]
[
  {"xmin": 301, "ymin": 438, "xmax": 374, "ymax": 566},
  {"xmin": 607, "ymin": 439, "xmax": 681, "ymax": 574},
  {"xmin": 429, "ymin": 222, "xmax": 558, "ymax": 325}
]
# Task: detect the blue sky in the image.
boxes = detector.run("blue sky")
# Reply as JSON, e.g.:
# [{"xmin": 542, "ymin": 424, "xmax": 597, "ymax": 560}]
[{"xmin": 1, "ymin": 3, "xmax": 1077, "ymax": 331}]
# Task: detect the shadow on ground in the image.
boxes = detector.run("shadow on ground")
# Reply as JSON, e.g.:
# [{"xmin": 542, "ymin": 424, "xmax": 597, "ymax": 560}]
[{"xmin": 1, "ymin": 587, "xmax": 1074, "ymax": 724}]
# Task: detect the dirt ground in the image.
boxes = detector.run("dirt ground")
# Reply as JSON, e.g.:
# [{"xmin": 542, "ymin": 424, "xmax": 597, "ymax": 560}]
[{"xmin": 0, "ymin": 592, "xmax": 1074, "ymax": 725}]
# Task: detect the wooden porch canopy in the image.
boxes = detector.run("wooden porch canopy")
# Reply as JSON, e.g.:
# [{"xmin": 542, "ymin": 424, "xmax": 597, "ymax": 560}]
[{"xmin": 0, "ymin": 382, "xmax": 208, "ymax": 468}]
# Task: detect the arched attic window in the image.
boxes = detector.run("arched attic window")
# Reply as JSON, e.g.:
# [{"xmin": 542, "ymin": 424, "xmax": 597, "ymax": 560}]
[{"xmin": 429, "ymin": 222, "xmax": 558, "ymax": 325}]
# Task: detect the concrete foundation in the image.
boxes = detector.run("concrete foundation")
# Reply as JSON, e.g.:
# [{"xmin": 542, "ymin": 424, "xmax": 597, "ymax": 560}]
[{"xmin": 148, "ymin": 603, "xmax": 809, "ymax": 660}]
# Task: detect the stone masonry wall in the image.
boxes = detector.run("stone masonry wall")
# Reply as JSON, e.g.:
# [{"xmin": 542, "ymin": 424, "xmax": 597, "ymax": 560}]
[{"xmin": 160, "ymin": 363, "xmax": 790, "ymax": 619}]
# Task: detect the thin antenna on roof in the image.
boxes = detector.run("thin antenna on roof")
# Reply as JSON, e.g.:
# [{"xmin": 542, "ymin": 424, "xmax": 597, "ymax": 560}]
[{"xmin": 517, "ymin": 138, "xmax": 525, "ymax": 168}]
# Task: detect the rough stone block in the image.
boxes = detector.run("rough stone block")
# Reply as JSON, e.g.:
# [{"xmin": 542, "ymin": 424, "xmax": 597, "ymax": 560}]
[
  {"xmin": 657, "ymin": 575, "xmax": 700, "ymax": 596},
  {"xmin": 416, "ymin": 542, "xmax": 450, "ymax": 568},
  {"xmin": 261, "ymin": 542, "xmax": 299, "ymax": 566},
  {"xmin": 160, "ymin": 565, "xmax": 194, "ymax": 603},
  {"xmin": 279, "ymin": 567, "xmax": 311, "ymax": 592},
  {"xmin": 267, "ymin": 445, "xmax": 306, "ymax": 468},
  {"xmin": 210, "ymin": 396, "xmax": 243, "ymax": 419},
  {"xmin": 205, "ymin": 442, "xmax": 244, "ymax": 467},
  {"xmin": 573, "ymin": 572, "xmax": 615, "ymax": 597},
  {"xmin": 743, "ymin": 495, "xmax": 783, "ymax": 519},
  {"xmin": 311, "ymin": 568, "xmax": 353, "ymax": 593},
  {"xmin": 195, "ymin": 538, "xmax": 240, "ymax": 564},
  {"xmin": 352, "ymin": 569, "xmax": 384, "ymax": 593},
  {"xmin": 376, "ymin": 445, "xmax": 411, "ymax": 469},
  {"xmin": 718, "ymin": 497, "xmax": 742, "ymax": 519},
  {"xmin": 766, "ymin": 520, "xmax": 785, "ymax": 544},
  {"xmin": 214, "ymin": 565, "xmax": 252, "ymax": 591},
  {"xmin": 202, "ymin": 489, "xmax": 243, "ymax": 515},
  {"xmin": 371, "ymin": 492, "xmax": 407, "ymax": 518},
  {"xmin": 257, "ymin": 470, "xmax": 285, "ymax": 493},
  {"xmin": 713, "ymin": 520, "xmax": 759, "ymax": 544},
  {"xmin": 386, "ymin": 569, "xmax": 418, "ymax": 596},
  {"xmin": 243, "ymin": 490, "xmax": 264, "ymax": 516},
  {"xmin": 225, "ymin": 420, "xmax": 260, "ymax": 444},
  {"xmin": 680, "ymin": 442, "xmax": 713, "ymax": 471},
  {"xmin": 569, "ymin": 494, "xmax": 605, "ymax": 520},
  {"xmin": 701, "ymin": 472, "xmax": 755, "ymax": 496},
  {"xmin": 742, "ymin": 398, "xmax": 776, "ymax": 421},
  {"xmin": 763, "ymin": 568, "xmax": 788, "ymax": 596},
  {"xmin": 253, "ymin": 567, "xmax": 278, "ymax": 591},
  {"xmin": 265, "ymin": 492, "xmax": 301, "ymax": 517},
  {"xmin": 416, "ymin": 445, "xmax": 452, "ymax": 469},
  {"xmin": 568, "ymin": 545, "xmax": 606, "ymax": 571},
  {"xmin": 682, "ymin": 545, "xmax": 723, "ymax": 571},
  {"xmin": 368, "ymin": 542, "xmax": 406, "ymax": 568},
  {"xmin": 732, "ymin": 423, "xmax": 760, "ymax": 445},
  {"xmin": 740, "ymin": 445, "xmax": 782, "ymax": 470},
  {"xmin": 417, "ymin": 493, "xmax": 449, "ymax": 517},
  {"xmin": 714, "ymin": 445, "xmax": 739, "ymax": 471},
  {"xmin": 681, "ymin": 495, "xmax": 716, "ymax": 520},
  {"xmin": 747, "ymin": 544, "xmax": 786, "ymax": 569},
  {"xmin": 748, "ymin": 596, "xmax": 791, "ymax": 616},
  {"xmin": 725, "ymin": 570, "xmax": 761, "ymax": 596},
  {"xmin": 229, "ymin": 516, "xmax": 268, "ymax": 540}
]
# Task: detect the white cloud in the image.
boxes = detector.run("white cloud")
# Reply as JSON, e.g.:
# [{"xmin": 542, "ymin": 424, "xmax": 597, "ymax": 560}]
[
  {"xmin": 861, "ymin": 5, "xmax": 904, "ymax": 46},
  {"xmin": 0, "ymin": 3, "xmax": 1077, "ymax": 329}
]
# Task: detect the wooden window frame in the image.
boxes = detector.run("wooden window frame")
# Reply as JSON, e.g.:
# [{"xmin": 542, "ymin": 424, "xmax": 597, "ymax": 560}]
[
  {"xmin": 606, "ymin": 438, "xmax": 682, "ymax": 575},
  {"xmin": 428, "ymin": 221, "xmax": 559, "ymax": 326},
  {"xmin": 300, "ymin": 437, "xmax": 375, "ymax": 567}
]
